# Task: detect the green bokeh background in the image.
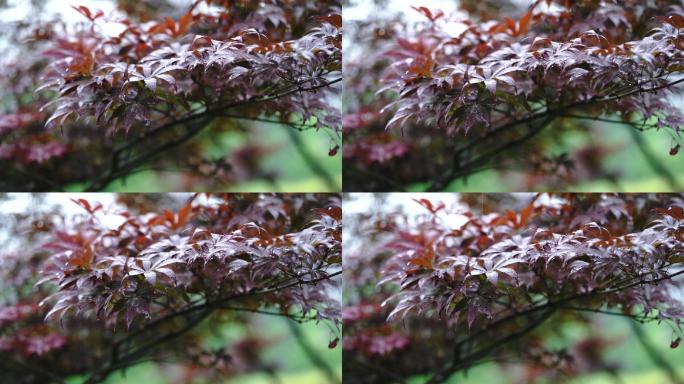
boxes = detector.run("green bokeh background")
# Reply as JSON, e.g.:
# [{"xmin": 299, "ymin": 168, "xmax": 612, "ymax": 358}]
[
  {"xmin": 407, "ymin": 317, "xmax": 684, "ymax": 384},
  {"xmin": 66, "ymin": 316, "xmax": 342, "ymax": 384},
  {"xmin": 406, "ymin": 111, "xmax": 684, "ymax": 193},
  {"xmin": 64, "ymin": 123, "xmax": 342, "ymax": 193}
]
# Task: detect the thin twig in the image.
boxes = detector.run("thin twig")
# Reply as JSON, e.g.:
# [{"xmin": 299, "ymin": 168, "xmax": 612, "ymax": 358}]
[
  {"xmin": 286, "ymin": 320, "xmax": 341, "ymax": 384},
  {"xmin": 627, "ymin": 126, "xmax": 682, "ymax": 190},
  {"xmin": 629, "ymin": 320, "xmax": 683, "ymax": 384},
  {"xmin": 216, "ymin": 305, "xmax": 317, "ymax": 323},
  {"xmin": 283, "ymin": 125, "xmax": 339, "ymax": 191}
]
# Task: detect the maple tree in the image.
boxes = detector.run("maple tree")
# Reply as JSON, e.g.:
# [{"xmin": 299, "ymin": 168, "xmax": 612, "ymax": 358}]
[
  {"xmin": 343, "ymin": 0, "xmax": 684, "ymax": 191},
  {"xmin": 0, "ymin": 193, "xmax": 342, "ymax": 383},
  {"xmin": 0, "ymin": 0, "xmax": 341, "ymax": 191},
  {"xmin": 343, "ymin": 193, "xmax": 684, "ymax": 383}
]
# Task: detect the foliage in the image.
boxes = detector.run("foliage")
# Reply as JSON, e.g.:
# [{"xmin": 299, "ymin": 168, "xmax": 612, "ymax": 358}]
[
  {"xmin": 343, "ymin": 193, "xmax": 684, "ymax": 384},
  {"xmin": 343, "ymin": 1, "xmax": 684, "ymax": 191},
  {"xmin": 0, "ymin": 0, "xmax": 341, "ymax": 191},
  {"xmin": 0, "ymin": 193, "xmax": 341, "ymax": 383}
]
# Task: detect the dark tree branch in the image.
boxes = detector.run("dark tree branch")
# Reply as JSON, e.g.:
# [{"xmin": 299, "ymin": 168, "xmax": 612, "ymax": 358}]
[
  {"xmin": 345, "ymin": 164, "xmax": 408, "ymax": 192},
  {"xmin": 86, "ymin": 116, "xmax": 212, "ymax": 191},
  {"xmin": 346, "ymin": 356, "xmax": 409, "ymax": 384},
  {"xmin": 466, "ymin": 268, "xmax": 684, "ymax": 347},
  {"xmin": 88, "ymin": 309, "xmax": 212, "ymax": 384},
  {"xmin": 218, "ymin": 114, "xmax": 317, "ymax": 131},
  {"xmin": 9, "ymin": 165, "xmax": 66, "ymax": 192},
  {"xmin": 85, "ymin": 78, "xmax": 341, "ymax": 191},
  {"xmin": 426, "ymin": 309, "xmax": 556, "ymax": 384},
  {"xmin": 423, "ymin": 268, "xmax": 684, "ymax": 383},
  {"xmin": 558, "ymin": 114, "xmax": 658, "ymax": 130},
  {"xmin": 3, "ymin": 357, "xmax": 66, "ymax": 384},
  {"xmin": 215, "ymin": 305, "xmax": 317, "ymax": 323},
  {"xmin": 114, "ymin": 269, "xmax": 341, "ymax": 354},
  {"xmin": 559, "ymin": 305, "xmax": 657, "ymax": 322},
  {"xmin": 93, "ymin": 269, "xmax": 340, "ymax": 383},
  {"xmin": 423, "ymin": 76, "xmax": 684, "ymax": 191},
  {"xmin": 427, "ymin": 116, "xmax": 552, "ymax": 191}
]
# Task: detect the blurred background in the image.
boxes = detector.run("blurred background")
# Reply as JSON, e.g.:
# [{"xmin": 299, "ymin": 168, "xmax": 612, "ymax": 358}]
[
  {"xmin": 343, "ymin": 193, "xmax": 684, "ymax": 384},
  {"xmin": 0, "ymin": 193, "xmax": 342, "ymax": 384},
  {"xmin": 88, "ymin": 316, "xmax": 342, "ymax": 384},
  {"xmin": 342, "ymin": 0, "xmax": 684, "ymax": 192}
]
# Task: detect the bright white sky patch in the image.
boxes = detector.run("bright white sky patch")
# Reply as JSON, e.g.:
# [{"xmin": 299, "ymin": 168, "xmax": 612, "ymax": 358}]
[{"xmin": 344, "ymin": 0, "xmax": 462, "ymax": 22}]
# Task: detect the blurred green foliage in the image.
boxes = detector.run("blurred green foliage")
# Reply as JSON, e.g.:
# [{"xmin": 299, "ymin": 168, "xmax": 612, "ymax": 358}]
[
  {"xmin": 70, "ymin": 122, "xmax": 342, "ymax": 193},
  {"xmin": 406, "ymin": 316, "xmax": 684, "ymax": 384},
  {"xmin": 66, "ymin": 316, "xmax": 341, "ymax": 384},
  {"xmin": 430, "ymin": 120, "xmax": 684, "ymax": 193}
]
